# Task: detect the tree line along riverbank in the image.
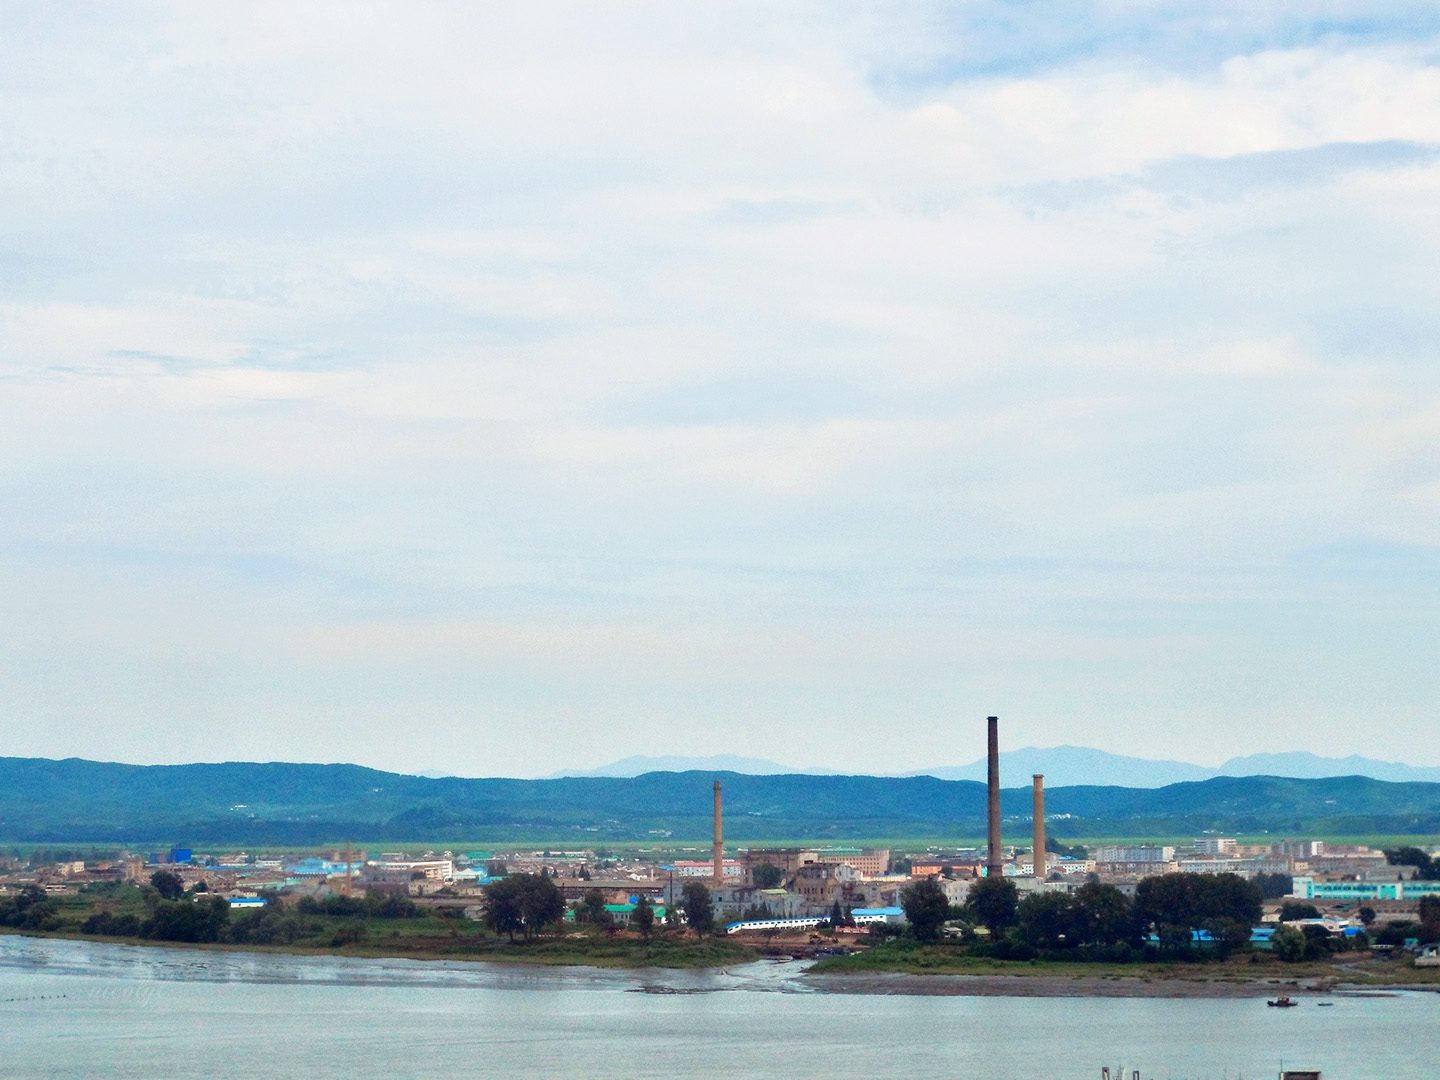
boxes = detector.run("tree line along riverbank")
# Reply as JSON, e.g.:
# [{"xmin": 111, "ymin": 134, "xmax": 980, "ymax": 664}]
[{"xmin": 5, "ymin": 871, "xmax": 1439, "ymax": 982}]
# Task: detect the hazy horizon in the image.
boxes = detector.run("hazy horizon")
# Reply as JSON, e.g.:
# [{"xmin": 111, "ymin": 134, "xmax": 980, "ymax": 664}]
[
  {"xmin": 3, "ymin": 4, "xmax": 1438, "ymax": 778},
  {"xmin": 8, "ymin": 742, "xmax": 1440, "ymax": 784}
]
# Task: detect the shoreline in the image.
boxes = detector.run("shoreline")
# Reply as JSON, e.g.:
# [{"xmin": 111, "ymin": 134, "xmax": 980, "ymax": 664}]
[
  {"xmin": 801, "ymin": 970, "xmax": 1437, "ymax": 998},
  {"xmin": 5, "ymin": 930, "xmax": 1439, "ymax": 999},
  {"xmin": 5, "ymin": 933, "xmax": 1434, "ymax": 1002},
  {"xmin": 0, "ymin": 926, "xmax": 757, "ymax": 971}
]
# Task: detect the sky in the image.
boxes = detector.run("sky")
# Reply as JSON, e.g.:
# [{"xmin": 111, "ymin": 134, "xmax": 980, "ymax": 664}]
[{"xmin": 2, "ymin": 2, "xmax": 1438, "ymax": 778}]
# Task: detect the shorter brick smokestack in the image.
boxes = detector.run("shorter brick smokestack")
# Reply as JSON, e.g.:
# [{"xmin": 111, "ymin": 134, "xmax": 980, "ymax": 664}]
[
  {"xmin": 1032, "ymin": 774, "xmax": 1046, "ymax": 883},
  {"xmin": 712, "ymin": 780, "xmax": 724, "ymax": 887}
]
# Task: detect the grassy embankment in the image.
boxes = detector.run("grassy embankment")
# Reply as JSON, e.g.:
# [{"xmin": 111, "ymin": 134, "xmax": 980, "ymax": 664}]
[
  {"xmin": 808, "ymin": 939, "xmax": 1440, "ymax": 986},
  {"xmin": 14, "ymin": 887, "xmax": 756, "ymax": 970}
]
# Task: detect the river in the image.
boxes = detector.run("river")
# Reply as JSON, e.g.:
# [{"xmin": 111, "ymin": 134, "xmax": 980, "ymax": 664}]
[{"xmin": 2, "ymin": 936, "xmax": 1436, "ymax": 1078}]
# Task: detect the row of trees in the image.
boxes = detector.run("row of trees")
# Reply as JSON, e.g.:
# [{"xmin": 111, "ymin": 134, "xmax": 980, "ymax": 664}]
[
  {"xmin": 482, "ymin": 875, "xmax": 726, "ymax": 942},
  {"xmin": 901, "ymin": 872, "xmax": 1268, "ymax": 959},
  {"xmin": 481, "ymin": 873, "xmax": 567, "ymax": 941},
  {"xmin": 72, "ymin": 879, "xmax": 433, "ymax": 947},
  {"xmin": 1386, "ymin": 847, "xmax": 1439, "ymax": 881},
  {"xmin": 0, "ymin": 885, "xmax": 60, "ymax": 931}
]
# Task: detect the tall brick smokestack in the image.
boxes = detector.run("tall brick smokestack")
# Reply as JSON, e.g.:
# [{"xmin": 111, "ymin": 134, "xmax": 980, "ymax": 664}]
[
  {"xmin": 1032, "ymin": 774, "xmax": 1046, "ymax": 883},
  {"xmin": 713, "ymin": 780, "xmax": 724, "ymax": 887},
  {"xmin": 986, "ymin": 716, "xmax": 1002, "ymax": 878}
]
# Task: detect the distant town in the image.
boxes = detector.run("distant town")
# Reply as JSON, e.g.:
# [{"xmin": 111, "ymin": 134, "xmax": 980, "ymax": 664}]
[{"xmin": 4, "ymin": 716, "xmax": 1438, "ymax": 973}]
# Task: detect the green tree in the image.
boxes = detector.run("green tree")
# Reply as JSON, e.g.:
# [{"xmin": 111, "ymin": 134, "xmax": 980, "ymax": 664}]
[
  {"xmin": 681, "ymin": 882, "xmax": 716, "ymax": 937},
  {"xmin": 482, "ymin": 877, "xmax": 526, "ymax": 941},
  {"xmin": 1202, "ymin": 917, "xmax": 1254, "ymax": 957},
  {"xmin": 900, "ymin": 876, "xmax": 951, "ymax": 942},
  {"xmin": 366, "ymin": 890, "xmax": 418, "ymax": 919},
  {"xmin": 1279, "ymin": 902, "xmax": 1322, "ymax": 922},
  {"xmin": 1253, "ymin": 873, "xmax": 1293, "ymax": 900},
  {"xmin": 1385, "ymin": 847, "xmax": 1436, "ymax": 880},
  {"xmin": 142, "ymin": 896, "xmax": 230, "ymax": 943},
  {"xmin": 828, "ymin": 900, "xmax": 844, "ymax": 928},
  {"xmin": 330, "ymin": 920, "xmax": 368, "ymax": 946},
  {"xmin": 81, "ymin": 911, "xmax": 141, "ymax": 937},
  {"xmin": 752, "ymin": 863, "xmax": 785, "ymax": 889},
  {"xmin": 1071, "ymin": 882, "xmax": 1133, "ymax": 946},
  {"xmin": 1358, "ymin": 906, "xmax": 1377, "ymax": 927},
  {"xmin": 578, "ymin": 889, "xmax": 610, "ymax": 927},
  {"xmin": 1419, "ymin": 895, "xmax": 1440, "ymax": 938},
  {"xmin": 1017, "ymin": 891, "xmax": 1078, "ymax": 949},
  {"xmin": 630, "ymin": 897, "xmax": 655, "ymax": 939},
  {"xmin": 1272, "ymin": 924, "xmax": 1307, "ymax": 962},
  {"xmin": 1372, "ymin": 920, "xmax": 1422, "ymax": 948},
  {"xmin": 518, "ymin": 873, "xmax": 565, "ymax": 938},
  {"xmin": 1133, "ymin": 873, "xmax": 1261, "ymax": 947},
  {"xmin": 480, "ymin": 874, "xmax": 563, "ymax": 941},
  {"xmin": 965, "ymin": 876, "xmax": 1019, "ymax": 934},
  {"xmin": 1300, "ymin": 923, "xmax": 1336, "ymax": 959},
  {"xmin": 0, "ymin": 884, "xmax": 60, "ymax": 931},
  {"xmin": 150, "ymin": 870, "xmax": 184, "ymax": 901}
]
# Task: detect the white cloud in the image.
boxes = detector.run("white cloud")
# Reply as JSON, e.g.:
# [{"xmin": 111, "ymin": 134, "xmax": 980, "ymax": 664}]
[{"xmin": 1, "ymin": 3, "xmax": 1438, "ymax": 772}]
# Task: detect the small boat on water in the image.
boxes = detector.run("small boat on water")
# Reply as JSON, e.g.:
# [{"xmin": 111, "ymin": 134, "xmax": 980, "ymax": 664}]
[{"xmin": 1268, "ymin": 995, "xmax": 1299, "ymax": 1007}]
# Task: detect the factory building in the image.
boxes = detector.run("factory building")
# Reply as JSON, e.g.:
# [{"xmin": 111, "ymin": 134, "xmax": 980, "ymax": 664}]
[{"xmin": 1291, "ymin": 876, "xmax": 1440, "ymax": 902}]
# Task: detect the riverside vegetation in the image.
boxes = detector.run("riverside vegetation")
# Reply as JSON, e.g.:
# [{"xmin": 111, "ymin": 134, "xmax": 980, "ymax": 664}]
[
  {"xmin": 6, "ymin": 868, "xmax": 1437, "ymax": 979},
  {"xmin": 807, "ymin": 872, "xmax": 1440, "ymax": 984},
  {"xmin": 0, "ymin": 873, "xmax": 756, "ymax": 970}
]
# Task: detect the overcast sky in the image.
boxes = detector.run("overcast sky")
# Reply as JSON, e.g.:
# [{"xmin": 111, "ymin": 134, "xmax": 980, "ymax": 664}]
[{"xmin": 2, "ymin": 2, "xmax": 1438, "ymax": 777}]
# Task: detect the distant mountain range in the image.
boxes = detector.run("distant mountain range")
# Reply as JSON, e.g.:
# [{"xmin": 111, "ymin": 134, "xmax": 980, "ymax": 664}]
[
  {"xmin": 561, "ymin": 747, "xmax": 1440, "ymax": 787},
  {"xmin": 3, "ymin": 755, "xmax": 1438, "ymax": 845},
  {"xmin": 554, "ymin": 754, "xmax": 838, "ymax": 778}
]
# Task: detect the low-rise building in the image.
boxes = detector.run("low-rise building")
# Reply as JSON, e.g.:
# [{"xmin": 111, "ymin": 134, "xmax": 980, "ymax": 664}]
[
  {"xmin": 911, "ymin": 860, "xmax": 983, "ymax": 879},
  {"xmin": 670, "ymin": 860, "xmax": 744, "ymax": 880},
  {"xmin": 808, "ymin": 848, "xmax": 891, "ymax": 877},
  {"xmin": 1094, "ymin": 845, "xmax": 1175, "ymax": 864},
  {"xmin": 1192, "ymin": 837, "xmax": 1237, "ymax": 856},
  {"xmin": 1292, "ymin": 876, "xmax": 1440, "ymax": 902}
]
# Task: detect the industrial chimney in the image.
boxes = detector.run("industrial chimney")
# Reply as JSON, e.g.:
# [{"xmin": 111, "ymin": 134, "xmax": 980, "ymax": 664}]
[
  {"xmin": 986, "ymin": 716, "xmax": 1003, "ymax": 878},
  {"xmin": 712, "ymin": 780, "xmax": 724, "ymax": 887},
  {"xmin": 1032, "ymin": 774, "xmax": 1046, "ymax": 883}
]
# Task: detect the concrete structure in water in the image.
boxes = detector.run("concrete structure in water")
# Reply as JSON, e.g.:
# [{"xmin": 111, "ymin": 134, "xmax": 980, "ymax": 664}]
[
  {"xmin": 1032, "ymin": 774, "xmax": 1046, "ymax": 881},
  {"xmin": 986, "ymin": 715, "xmax": 1003, "ymax": 878},
  {"xmin": 712, "ymin": 780, "xmax": 724, "ymax": 887}
]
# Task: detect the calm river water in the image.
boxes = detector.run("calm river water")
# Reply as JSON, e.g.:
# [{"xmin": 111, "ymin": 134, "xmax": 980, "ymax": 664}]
[{"xmin": 2, "ymin": 936, "xmax": 1436, "ymax": 1079}]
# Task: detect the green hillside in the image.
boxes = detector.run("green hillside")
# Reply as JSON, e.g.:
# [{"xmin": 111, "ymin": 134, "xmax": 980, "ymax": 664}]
[{"xmin": 2, "ymin": 757, "xmax": 1437, "ymax": 845}]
